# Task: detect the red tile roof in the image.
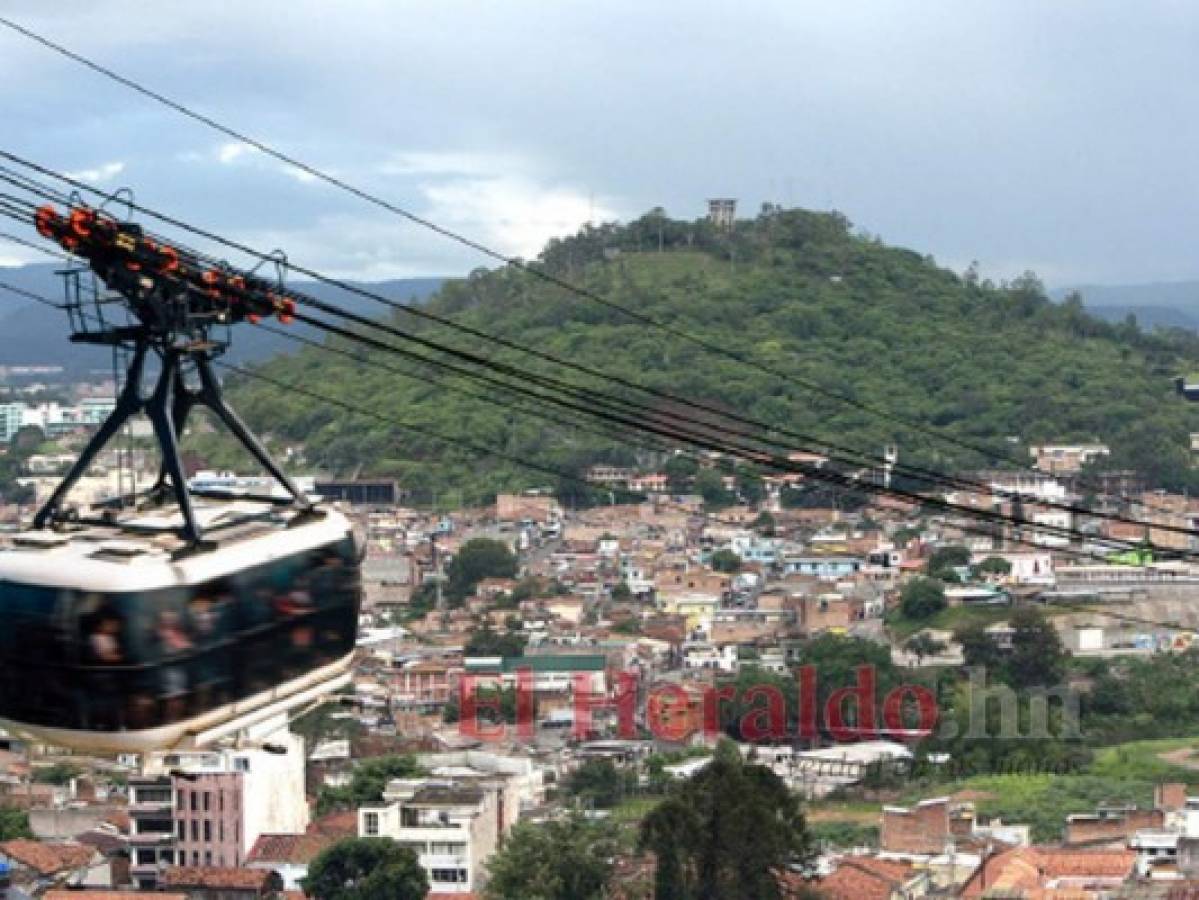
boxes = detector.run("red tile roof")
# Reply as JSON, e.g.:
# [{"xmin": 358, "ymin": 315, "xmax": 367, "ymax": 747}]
[
  {"xmin": 960, "ymin": 847, "xmax": 1136, "ymax": 897},
  {"xmin": 0, "ymin": 839, "xmax": 95, "ymax": 875},
  {"xmin": 162, "ymin": 865, "xmax": 280, "ymax": 890},
  {"xmin": 307, "ymin": 808, "xmax": 358, "ymax": 839},
  {"xmin": 815, "ymin": 857, "xmax": 916, "ymax": 900},
  {"xmin": 247, "ymin": 832, "xmax": 333, "ymax": 865}
]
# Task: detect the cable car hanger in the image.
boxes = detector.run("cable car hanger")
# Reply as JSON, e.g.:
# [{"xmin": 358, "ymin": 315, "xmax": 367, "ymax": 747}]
[{"xmin": 30, "ymin": 201, "xmax": 311, "ymax": 547}]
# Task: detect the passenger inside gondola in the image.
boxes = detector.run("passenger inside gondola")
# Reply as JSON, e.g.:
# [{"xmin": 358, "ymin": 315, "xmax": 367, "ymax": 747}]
[
  {"xmin": 0, "ymin": 535, "xmax": 361, "ymax": 733},
  {"xmin": 154, "ymin": 608, "xmax": 193, "ymax": 723},
  {"xmin": 188, "ymin": 592, "xmax": 230, "ymax": 710},
  {"xmin": 81, "ymin": 596, "xmax": 127, "ymax": 729}
]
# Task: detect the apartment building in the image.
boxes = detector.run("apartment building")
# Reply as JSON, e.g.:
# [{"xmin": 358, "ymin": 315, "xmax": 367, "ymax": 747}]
[
  {"xmin": 358, "ymin": 779, "xmax": 502, "ymax": 895},
  {"xmin": 128, "ymin": 727, "xmax": 307, "ymax": 889}
]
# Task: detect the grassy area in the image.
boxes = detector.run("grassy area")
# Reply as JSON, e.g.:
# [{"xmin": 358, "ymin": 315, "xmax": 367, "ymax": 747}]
[
  {"xmin": 887, "ymin": 605, "xmax": 1012, "ymax": 640},
  {"xmin": 1088, "ymin": 736, "xmax": 1199, "ymax": 782},
  {"xmin": 887, "ymin": 601, "xmax": 1084, "ymax": 640},
  {"xmin": 810, "ymin": 821, "xmax": 879, "ymax": 849},
  {"xmin": 607, "ymin": 795, "xmax": 662, "ymax": 825},
  {"xmin": 804, "ymin": 799, "xmax": 882, "ymax": 824},
  {"xmin": 890, "ymin": 735, "xmax": 1199, "ymax": 842},
  {"xmin": 899, "ymin": 773, "xmax": 1152, "ymax": 842}
]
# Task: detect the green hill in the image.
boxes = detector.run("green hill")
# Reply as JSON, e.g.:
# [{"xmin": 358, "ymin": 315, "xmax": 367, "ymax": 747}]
[{"xmin": 223, "ymin": 208, "xmax": 1199, "ymax": 504}]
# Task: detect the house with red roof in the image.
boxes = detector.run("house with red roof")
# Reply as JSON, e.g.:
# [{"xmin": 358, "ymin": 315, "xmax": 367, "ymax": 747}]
[
  {"xmin": 161, "ymin": 865, "xmax": 284, "ymax": 899},
  {"xmin": 814, "ymin": 856, "xmax": 930, "ymax": 899},
  {"xmin": 0, "ymin": 839, "xmax": 102, "ymax": 893},
  {"xmin": 960, "ymin": 846, "xmax": 1136, "ymax": 897},
  {"xmin": 246, "ymin": 832, "xmax": 335, "ymax": 891}
]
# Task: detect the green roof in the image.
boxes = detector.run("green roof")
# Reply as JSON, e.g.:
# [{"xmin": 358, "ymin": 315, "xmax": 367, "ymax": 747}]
[{"xmin": 464, "ymin": 654, "xmax": 606, "ymax": 674}]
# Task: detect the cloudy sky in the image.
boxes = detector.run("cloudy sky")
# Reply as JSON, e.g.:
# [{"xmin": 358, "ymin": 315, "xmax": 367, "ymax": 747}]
[{"xmin": 0, "ymin": 0, "xmax": 1196, "ymax": 286}]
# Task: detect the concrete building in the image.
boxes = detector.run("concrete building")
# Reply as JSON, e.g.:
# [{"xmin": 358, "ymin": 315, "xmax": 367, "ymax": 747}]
[
  {"xmin": 1029, "ymin": 443, "xmax": 1110, "ymax": 475},
  {"xmin": 0, "ymin": 399, "xmax": 117, "ymax": 442},
  {"xmin": 359, "ymin": 779, "xmax": 502, "ymax": 895},
  {"xmin": 129, "ymin": 725, "xmax": 307, "ymax": 889},
  {"xmin": 707, "ymin": 198, "xmax": 737, "ymax": 230}
]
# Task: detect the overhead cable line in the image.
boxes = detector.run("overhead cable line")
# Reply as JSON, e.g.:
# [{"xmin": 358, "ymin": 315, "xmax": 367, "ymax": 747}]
[
  {"xmin": 0, "ymin": 167, "xmax": 1190, "ymax": 542},
  {"xmin": 0, "ymin": 17, "xmax": 1163, "ymax": 495},
  {"xmin": 3, "ymin": 274, "xmax": 1198, "ymax": 639}
]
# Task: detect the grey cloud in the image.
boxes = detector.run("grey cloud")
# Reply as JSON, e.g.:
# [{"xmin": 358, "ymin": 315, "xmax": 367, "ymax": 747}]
[{"xmin": 1, "ymin": 0, "xmax": 1196, "ymax": 284}]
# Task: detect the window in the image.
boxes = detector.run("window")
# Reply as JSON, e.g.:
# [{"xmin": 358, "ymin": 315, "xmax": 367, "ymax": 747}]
[
  {"xmin": 234, "ymin": 757, "xmax": 250, "ymax": 772},
  {"xmin": 190, "ymin": 792, "xmax": 196, "ymax": 812},
  {"xmin": 430, "ymin": 841, "xmax": 466, "ymax": 855},
  {"xmin": 135, "ymin": 849, "xmax": 156, "ymax": 865},
  {"xmin": 192, "ymin": 851, "xmax": 199, "ymax": 866},
  {"xmin": 219, "ymin": 792, "xmax": 224, "ymax": 813},
  {"xmin": 431, "ymin": 869, "xmax": 467, "ymax": 884},
  {"xmin": 203, "ymin": 791, "xmax": 211, "ymax": 812},
  {"xmin": 135, "ymin": 787, "xmax": 171, "ymax": 805},
  {"xmin": 203, "ymin": 820, "xmax": 211, "ymax": 842},
  {"xmin": 363, "ymin": 812, "xmax": 379, "ymax": 836},
  {"xmin": 219, "ymin": 820, "xmax": 224, "ymax": 842},
  {"xmin": 190, "ymin": 820, "xmax": 198, "ymax": 842},
  {"xmin": 177, "ymin": 820, "xmax": 185, "ymax": 840},
  {"xmin": 204, "ymin": 851, "xmax": 212, "ymax": 866},
  {"xmin": 176, "ymin": 789, "xmax": 183, "ymax": 808}
]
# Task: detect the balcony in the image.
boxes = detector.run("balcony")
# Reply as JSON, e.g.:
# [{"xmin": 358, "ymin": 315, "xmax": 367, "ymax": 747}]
[
  {"xmin": 129, "ymin": 800, "xmax": 174, "ymax": 815},
  {"xmin": 128, "ymin": 831, "xmax": 175, "ymax": 846}
]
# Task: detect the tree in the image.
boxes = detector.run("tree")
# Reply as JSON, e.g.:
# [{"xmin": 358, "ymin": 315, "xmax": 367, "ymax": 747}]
[
  {"xmin": 709, "ymin": 549, "xmax": 742, "ymax": 574},
  {"xmin": 465, "ymin": 623, "xmax": 526, "ymax": 657},
  {"xmin": 904, "ymin": 633, "xmax": 947, "ymax": 665},
  {"xmin": 695, "ymin": 468, "xmax": 735, "ymax": 510},
  {"xmin": 900, "ymin": 577, "xmax": 946, "ymax": 620},
  {"xmin": 926, "ymin": 545, "xmax": 970, "ymax": 580},
  {"xmin": 566, "ymin": 759, "xmax": 634, "ymax": 809},
  {"xmin": 317, "ymin": 755, "xmax": 421, "ymax": 814},
  {"xmin": 1007, "ymin": 606, "xmax": 1067, "ymax": 689},
  {"xmin": 975, "ymin": 556, "xmax": 1012, "ymax": 576},
  {"xmin": 637, "ymin": 740, "xmax": 814, "ymax": 899},
  {"xmin": 485, "ymin": 816, "xmax": 620, "ymax": 900},
  {"xmin": 292, "ymin": 700, "xmax": 364, "ymax": 749},
  {"xmin": 953, "ymin": 621, "xmax": 1004, "ymax": 674},
  {"xmin": 752, "ymin": 511, "xmax": 776, "ymax": 536},
  {"xmin": 664, "ymin": 455, "xmax": 699, "ymax": 493},
  {"xmin": 735, "ymin": 470, "xmax": 765, "ymax": 505},
  {"xmin": 302, "ymin": 837, "xmax": 427, "ymax": 900},
  {"xmin": 611, "ymin": 580, "xmax": 632, "ymax": 601},
  {"xmin": 0, "ymin": 806, "xmax": 31, "ymax": 840},
  {"xmin": 446, "ymin": 538, "xmax": 519, "ymax": 603},
  {"xmin": 33, "ymin": 763, "xmax": 83, "ymax": 785},
  {"xmin": 443, "ymin": 683, "xmax": 521, "ymax": 725}
]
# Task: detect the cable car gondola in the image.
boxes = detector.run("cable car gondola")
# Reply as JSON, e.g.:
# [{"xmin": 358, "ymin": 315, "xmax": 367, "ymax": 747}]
[{"xmin": 0, "ymin": 204, "xmax": 363, "ymax": 752}]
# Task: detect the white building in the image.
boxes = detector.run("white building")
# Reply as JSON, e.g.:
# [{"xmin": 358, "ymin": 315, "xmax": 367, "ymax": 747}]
[
  {"xmin": 415, "ymin": 750, "xmax": 547, "ymax": 815},
  {"xmin": 359, "ymin": 779, "xmax": 503, "ymax": 895},
  {"xmin": 0, "ymin": 399, "xmax": 117, "ymax": 442}
]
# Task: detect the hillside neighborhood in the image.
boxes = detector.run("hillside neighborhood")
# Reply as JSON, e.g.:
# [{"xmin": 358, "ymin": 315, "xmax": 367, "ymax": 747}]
[{"xmin": 0, "ymin": 415, "xmax": 1198, "ymax": 897}]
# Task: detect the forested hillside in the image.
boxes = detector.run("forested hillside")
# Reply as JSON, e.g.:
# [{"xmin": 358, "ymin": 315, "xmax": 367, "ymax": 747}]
[{"xmin": 225, "ymin": 208, "xmax": 1199, "ymax": 504}]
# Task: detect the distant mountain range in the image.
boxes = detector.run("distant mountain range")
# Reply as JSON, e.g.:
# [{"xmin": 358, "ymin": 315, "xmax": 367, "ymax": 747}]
[
  {"xmin": 0, "ymin": 263, "xmax": 445, "ymax": 376},
  {"xmin": 1051, "ymin": 281, "xmax": 1199, "ymax": 332}
]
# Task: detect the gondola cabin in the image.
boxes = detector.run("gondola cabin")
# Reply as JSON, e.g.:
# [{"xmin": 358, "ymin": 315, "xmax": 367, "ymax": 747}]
[{"xmin": 0, "ymin": 499, "xmax": 362, "ymax": 753}]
